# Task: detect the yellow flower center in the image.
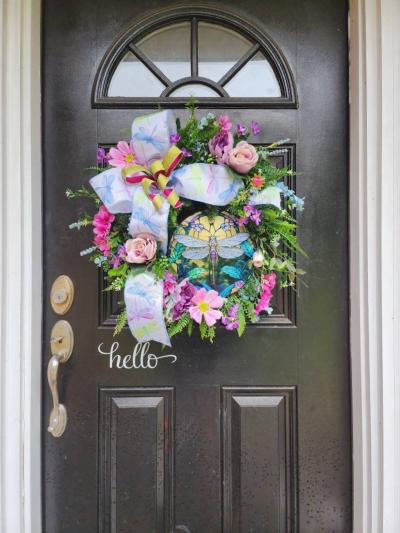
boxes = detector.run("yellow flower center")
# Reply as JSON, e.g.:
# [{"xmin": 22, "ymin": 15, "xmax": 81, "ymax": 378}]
[
  {"xmin": 198, "ymin": 301, "xmax": 210, "ymax": 313},
  {"xmin": 125, "ymin": 153, "xmax": 135, "ymax": 163}
]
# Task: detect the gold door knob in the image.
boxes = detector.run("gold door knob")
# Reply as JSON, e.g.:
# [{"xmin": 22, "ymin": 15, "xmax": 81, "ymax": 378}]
[
  {"xmin": 47, "ymin": 320, "xmax": 74, "ymax": 437},
  {"xmin": 50, "ymin": 276, "xmax": 74, "ymax": 315}
]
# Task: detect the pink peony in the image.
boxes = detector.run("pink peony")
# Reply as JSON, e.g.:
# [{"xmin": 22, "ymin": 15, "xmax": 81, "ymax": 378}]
[
  {"xmin": 209, "ymin": 131, "xmax": 234, "ymax": 164},
  {"xmin": 189, "ymin": 288, "xmax": 224, "ymax": 326},
  {"xmin": 125, "ymin": 234, "xmax": 157, "ymax": 264},
  {"xmin": 108, "ymin": 141, "xmax": 137, "ymax": 168},
  {"xmin": 228, "ymin": 141, "xmax": 258, "ymax": 174}
]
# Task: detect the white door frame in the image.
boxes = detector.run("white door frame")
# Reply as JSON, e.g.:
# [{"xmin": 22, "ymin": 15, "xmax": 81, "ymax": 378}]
[{"xmin": 1, "ymin": 0, "xmax": 399, "ymax": 531}]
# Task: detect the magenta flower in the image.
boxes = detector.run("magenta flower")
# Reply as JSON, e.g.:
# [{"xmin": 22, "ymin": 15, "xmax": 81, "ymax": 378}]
[
  {"xmin": 237, "ymin": 123, "xmax": 246, "ymax": 135},
  {"xmin": 170, "ymin": 133, "xmax": 181, "ymax": 144},
  {"xmin": 254, "ymin": 273, "xmax": 276, "ymax": 315},
  {"xmin": 208, "ymin": 131, "xmax": 234, "ymax": 164},
  {"xmin": 172, "ymin": 279, "xmax": 198, "ymax": 320},
  {"xmin": 251, "ymin": 121, "xmax": 261, "ymax": 136},
  {"xmin": 189, "ymin": 288, "xmax": 224, "ymax": 326},
  {"xmin": 93, "ymin": 206, "xmax": 115, "ymax": 236},
  {"xmin": 181, "ymin": 147, "xmax": 192, "ymax": 157},
  {"xmin": 93, "ymin": 206, "xmax": 115, "ymax": 257},
  {"xmin": 108, "ymin": 141, "xmax": 137, "ymax": 167},
  {"xmin": 219, "ymin": 115, "xmax": 232, "ymax": 133}
]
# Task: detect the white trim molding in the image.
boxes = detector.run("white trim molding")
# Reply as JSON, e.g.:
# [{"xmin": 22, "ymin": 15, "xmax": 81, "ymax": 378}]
[
  {"xmin": 0, "ymin": 1, "xmax": 42, "ymax": 532},
  {"xmin": 350, "ymin": 0, "xmax": 400, "ymax": 531},
  {"xmin": 0, "ymin": 0, "xmax": 399, "ymax": 532}
]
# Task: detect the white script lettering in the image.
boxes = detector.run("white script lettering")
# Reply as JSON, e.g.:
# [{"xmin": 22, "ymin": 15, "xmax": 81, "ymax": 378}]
[{"xmin": 98, "ymin": 342, "xmax": 177, "ymax": 370}]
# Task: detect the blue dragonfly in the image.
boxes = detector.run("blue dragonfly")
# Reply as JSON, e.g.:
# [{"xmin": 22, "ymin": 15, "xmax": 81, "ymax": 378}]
[
  {"xmin": 131, "ymin": 206, "xmax": 161, "ymax": 235},
  {"xmin": 126, "ymin": 281, "xmax": 156, "ymax": 306},
  {"xmin": 132, "ymin": 125, "xmax": 165, "ymax": 152},
  {"xmin": 218, "ymin": 182, "xmax": 240, "ymax": 203},
  {"xmin": 95, "ymin": 174, "xmax": 115, "ymax": 205}
]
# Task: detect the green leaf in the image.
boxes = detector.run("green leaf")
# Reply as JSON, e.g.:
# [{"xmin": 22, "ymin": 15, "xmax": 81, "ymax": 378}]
[
  {"xmin": 296, "ymin": 268, "xmax": 307, "ymax": 275},
  {"xmin": 129, "ymin": 264, "xmax": 148, "ymax": 278},
  {"xmin": 108, "ymin": 263, "xmax": 129, "ymax": 278}
]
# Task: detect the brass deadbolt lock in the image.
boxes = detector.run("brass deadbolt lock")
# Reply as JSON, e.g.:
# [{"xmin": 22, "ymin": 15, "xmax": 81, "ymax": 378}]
[{"xmin": 50, "ymin": 275, "xmax": 74, "ymax": 315}]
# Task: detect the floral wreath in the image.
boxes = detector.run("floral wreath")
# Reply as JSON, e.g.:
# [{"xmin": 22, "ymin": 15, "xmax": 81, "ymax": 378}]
[{"xmin": 68, "ymin": 98, "xmax": 306, "ymax": 346}]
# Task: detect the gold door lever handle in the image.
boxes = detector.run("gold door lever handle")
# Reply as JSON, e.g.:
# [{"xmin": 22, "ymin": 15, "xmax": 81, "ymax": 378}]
[{"xmin": 47, "ymin": 321, "xmax": 74, "ymax": 438}]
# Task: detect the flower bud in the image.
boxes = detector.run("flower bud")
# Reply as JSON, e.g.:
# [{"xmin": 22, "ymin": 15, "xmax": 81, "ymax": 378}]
[{"xmin": 252, "ymin": 250, "xmax": 264, "ymax": 268}]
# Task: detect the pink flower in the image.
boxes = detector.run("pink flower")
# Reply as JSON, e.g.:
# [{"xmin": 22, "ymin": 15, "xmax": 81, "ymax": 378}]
[
  {"xmin": 125, "ymin": 234, "xmax": 157, "ymax": 264},
  {"xmin": 94, "ymin": 234, "xmax": 111, "ymax": 257},
  {"xmin": 163, "ymin": 272, "xmax": 178, "ymax": 297},
  {"xmin": 189, "ymin": 288, "xmax": 224, "ymax": 326},
  {"xmin": 228, "ymin": 141, "xmax": 258, "ymax": 174},
  {"xmin": 93, "ymin": 206, "xmax": 114, "ymax": 257},
  {"xmin": 108, "ymin": 141, "xmax": 137, "ymax": 167},
  {"xmin": 219, "ymin": 115, "xmax": 232, "ymax": 133},
  {"xmin": 254, "ymin": 272, "xmax": 276, "ymax": 315},
  {"xmin": 93, "ymin": 206, "xmax": 115, "ymax": 236},
  {"xmin": 209, "ymin": 131, "xmax": 234, "ymax": 164},
  {"xmin": 251, "ymin": 174, "xmax": 265, "ymax": 188}
]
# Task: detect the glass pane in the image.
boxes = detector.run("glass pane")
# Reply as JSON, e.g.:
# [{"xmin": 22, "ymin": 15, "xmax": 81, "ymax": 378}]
[
  {"xmin": 169, "ymin": 84, "xmax": 220, "ymax": 97},
  {"xmin": 136, "ymin": 23, "xmax": 191, "ymax": 82},
  {"xmin": 198, "ymin": 22, "xmax": 252, "ymax": 82},
  {"xmin": 108, "ymin": 51, "xmax": 165, "ymax": 97},
  {"xmin": 224, "ymin": 52, "xmax": 281, "ymax": 97}
]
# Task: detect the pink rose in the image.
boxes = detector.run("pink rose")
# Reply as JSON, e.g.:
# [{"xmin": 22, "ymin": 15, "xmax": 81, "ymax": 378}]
[
  {"xmin": 228, "ymin": 141, "xmax": 258, "ymax": 174},
  {"xmin": 125, "ymin": 234, "xmax": 157, "ymax": 263}
]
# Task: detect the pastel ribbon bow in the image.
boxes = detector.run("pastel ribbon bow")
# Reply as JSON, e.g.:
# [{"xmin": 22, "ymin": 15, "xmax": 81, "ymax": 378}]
[{"xmin": 122, "ymin": 145, "xmax": 183, "ymax": 210}]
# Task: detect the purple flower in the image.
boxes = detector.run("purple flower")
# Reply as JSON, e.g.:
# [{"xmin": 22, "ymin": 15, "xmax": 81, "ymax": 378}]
[
  {"xmin": 237, "ymin": 216, "xmax": 249, "ymax": 227},
  {"xmin": 237, "ymin": 123, "xmax": 246, "ymax": 135},
  {"xmin": 208, "ymin": 131, "xmax": 234, "ymax": 164},
  {"xmin": 250, "ymin": 208, "xmax": 262, "ymax": 226},
  {"xmin": 109, "ymin": 244, "xmax": 127, "ymax": 268},
  {"xmin": 181, "ymin": 147, "xmax": 192, "ymax": 157},
  {"xmin": 222, "ymin": 304, "xmax": 239, "ymax": 330},
  {"xmin": 251, "ymin": 121, "xmax": 261, "ymax": 136},
  {"xmin": 234, "ymin": 280, "xmax": 245, "ymax": 289},
  {"xmin": 172, "ymin": 279, "xmax": 197, "ymax": 320},
  {"xmin": 97, "ymin": 147, "xmax": 109, "ymax": 164},
  {"xmin": 244, "ymin": 204, "xmax": 255, "ymax": 215},
  {"xmin": 170, "ymin": 133, "xmax": 181, "ymax": 144}
]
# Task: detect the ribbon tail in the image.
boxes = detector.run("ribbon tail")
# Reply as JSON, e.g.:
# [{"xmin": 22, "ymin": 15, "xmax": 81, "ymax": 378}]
[
  {"xmin": 125, "ymin": 272, "xmax": 170, "ymax": 347},
  {"xmin": 249, "ymin": 186, "xmax": 282, "ymax": 209}
]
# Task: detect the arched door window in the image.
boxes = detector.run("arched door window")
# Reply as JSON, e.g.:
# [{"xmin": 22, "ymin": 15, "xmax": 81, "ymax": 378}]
[{"xmin": 92, "ymin": 6, "xmax": 297, "ymax": 108}]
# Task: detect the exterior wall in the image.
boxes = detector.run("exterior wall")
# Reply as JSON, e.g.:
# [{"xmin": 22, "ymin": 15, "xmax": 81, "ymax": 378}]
[{"xmin": 0, "ymin": 0, "xmax": 399, "ymax": 532}]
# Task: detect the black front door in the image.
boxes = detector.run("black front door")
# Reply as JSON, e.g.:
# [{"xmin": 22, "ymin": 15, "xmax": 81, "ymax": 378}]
[{"xmin": 42, "ymin": 1, "xmax": 351, "ymax": 532}]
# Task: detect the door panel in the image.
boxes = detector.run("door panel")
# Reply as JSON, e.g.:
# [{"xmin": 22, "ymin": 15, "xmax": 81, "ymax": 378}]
[{"xmin": 42, "ymin": 1, "xmax": 351, "ymax": 532}]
